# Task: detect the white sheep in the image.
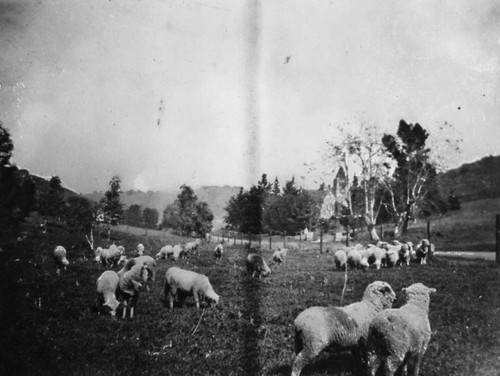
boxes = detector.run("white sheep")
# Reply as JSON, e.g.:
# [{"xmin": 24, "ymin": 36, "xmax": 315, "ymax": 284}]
[
  {"xmin": 347, "ymin": 249, "xmax": 369, "ymax": 271},
  {"xmin": 156, "ymin": 245, "xmax": 173, "ymax": 260},
  {"xmin": 291, "ymin": 281, "xmax": 396, "ymax": 376},
  {"xmin": 96, "ymin": 270, "xmax": 121, "ymax": 317},
  {"xmin": 94, "ymin": 246, "xmax": 104, "ymax": 263},
  {"xmin": 173, "ymin": 244, "xmax": 184, "ymax": 260},
  {"xmin": 415, "ymin": 239, "xmax": 434, "ymax": 265},
  {"xmin": 246, "ymin": 253, "xmax": 271, "ymax": 278},
  {"xmin": 366, "ymin": 283, "xmax": 437, "ymax": 376},
  {"xmin": 214, "ymin": 244, "xmax": 223, "ymax": 261},
  {"xmin": 135, "ymin": 243, "xmax": 145, "ymax": 257},
  {"xmin": 385, "ymin": 247, "xmax": 400, "ymax": 268},
  {"xmin": 367, "ymin": 246, "xmax": 387, "ymax": 270},
  {"xmin": 333, "ymin": 250, "xmax": 347, "ymax": 271},
  {"xmin": 117, "ymin": 262, "xmax": 149, "ymax": 318},
  {"xmin": 53, "ymin": 245, "xmax": 69, "ymax": 275},
  {"xmin": 397, "ymin": 243, "xmax": 411, "ymax": 266},
  {"xmin": 98, "ymin": 246, "xmax": 122, "ymax": 268},
  {"xmin": 272, "ymin": 248, "xmax": 287, "ymax": 265},
  {"xmin": 134, "ymin": 255, "xmax": 157, "ymax": 282},
  {"xmin": 164, "ymin": 266, "xmax": 220, "ymax": 310},
  {"xmin": 185, "ymin": 241, "xmax": 198, "ymax": 253}
]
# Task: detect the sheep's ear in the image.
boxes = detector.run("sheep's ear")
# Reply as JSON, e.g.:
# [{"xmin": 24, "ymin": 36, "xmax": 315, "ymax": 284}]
[
  {"xmin": 401, "ymin": 287, "xmax": 407, "ymax": 293},
  {"xmin": 429, "ymin": 288, "xmax": 437, "ymax": 294}
]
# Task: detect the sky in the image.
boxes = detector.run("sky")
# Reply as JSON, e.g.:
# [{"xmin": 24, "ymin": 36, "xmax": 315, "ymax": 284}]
[{"xmin": 1, "ymin": 0, "xmax": 499, "ymax": 193}]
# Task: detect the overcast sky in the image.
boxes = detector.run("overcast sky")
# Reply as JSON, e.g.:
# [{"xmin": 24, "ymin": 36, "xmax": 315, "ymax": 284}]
[{"xmin": 1, "ymin": 0, "xmax": 499, "ymax": 193}]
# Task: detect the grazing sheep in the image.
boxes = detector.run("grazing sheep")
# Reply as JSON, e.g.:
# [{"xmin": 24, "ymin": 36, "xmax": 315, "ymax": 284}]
[
  {"xmin": 164, "ymin": 266, "xmax": 220, "ymax": 310},
  {"xmin": 366, "ymin": 283, "xmax": 437, "ymax": 376},
  {"xmin": 415, "ymin": 239, "xmax": 434, "ymax": 264},
  {"xmin": 291, "ymin": 281, "xmax": 397, "ymax": 376},
  {"xmin": 156, "ymin": 245, "xmax": 174, "ymax": 260},
  {"xmin": 246, "ymin": 253, "xmax": 271, "ymax": 278},
  {"xmin": 368, "ymin": 247, "xmax": 387, "ymax": 270},
  {"xmin": 347, "ymin": 249, "xmax": 369, "ymax": 271},
  {"xmin": 134, "ymin": 255, "xmax": 157, "ymax": 282},
  {"xmin": 385, "ymin": 247, "xmax": 400, "ymax": 268},
  {"xmin": 53, "ymin": 245, "xmax": 69, "ymax": 275},
  {"xmin": 272, "ymin": 248, "xmax": 287, "ymax": 265},
  {"xmin": 96, "ymin": 270, "xmax": 121, "ymax": 317},
  {"xmin": 214, "ymin": 244, "xmax": 223, "ymax": 261},
  {"xmin": 334, "ymin": 250, "xmax": 347, "ymax": 271},
  {"xmin": 135, "ymin": 243, "xmax": 145, "ymax": 257},
  {"xmin": 99, "ymin": 247, "xmax": 122, "ymax": 268},
  {"xmin": 94, "ymin": 247, "xmax": 104, "ymax": 263},
  {"xmin": 185, "ymin": 241, "xmax": 198, "ymax": 253},
  {"xmin": 117, "ymin": 262, "xmax": 149, "ymax": 318},
  {"xmin": 173, "ymin": 244, "xmax": 184, "ymax": 260}
]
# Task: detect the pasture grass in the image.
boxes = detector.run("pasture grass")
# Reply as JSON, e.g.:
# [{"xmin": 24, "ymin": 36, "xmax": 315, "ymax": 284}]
[{"xmin": 1, "ymin": 228, "xmax": 499, "ymax": 375}]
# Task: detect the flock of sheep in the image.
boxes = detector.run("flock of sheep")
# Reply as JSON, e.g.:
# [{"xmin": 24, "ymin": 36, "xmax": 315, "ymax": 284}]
[
  {"xmin": 334, "ymin": 239, "xmax": 436, "ymax": 272},
  {"xmin": 51, "ymin": 237, "xmax": 437, "ymax": 376}
]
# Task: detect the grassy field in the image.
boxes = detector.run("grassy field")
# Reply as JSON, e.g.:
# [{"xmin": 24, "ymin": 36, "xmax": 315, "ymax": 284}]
[{"xmin": 1, "ymin": 224, "xmax": 499, "ymax": 376}]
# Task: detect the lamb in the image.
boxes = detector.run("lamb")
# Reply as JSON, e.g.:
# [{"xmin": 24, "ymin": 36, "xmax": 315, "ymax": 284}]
[
  {"xmin": 96, "ymin": 270, "xmax": 121, "ymax": 317},
  {"xmin": 334, "ymin": 250, "xmax": 347, "ymax": 271},
  {"xmin": 246, "ymin": 253, "xmax": 271, "ymax": 278},
  {"xmin": 291, "ymin": 281, "xmax": 396, "ymax": 376},
  {"xmin": 272, "ymin": 248, "xmax": 287, "ymax": 265},
  {"xmin": 53, "ymin": 245, "xmax": 69, "ymax": 275},
  {"xmin": 117, "ymin": 262, "xmax": 149, "ymax": 318},
  {"xmin": 164, "ymin": 266, "xmax": 220, "ymax": 310},
  {"xmin": 156, "ymin": 245, "xmax": 174, "ymax": 260},
  {"xmin": 347, "ymin": 249, "xmax": 369, "ymax": 271},
  {"xmin": 415, "ymin": 239, "xmax": 434, "ymax": 265},
  {"xmin": 214, "ymin": 244, "xmax": 223, "ymax": 261},
  {"xmin": 366, "ymin": 283, "xmax": 437, "ymax": 376}
]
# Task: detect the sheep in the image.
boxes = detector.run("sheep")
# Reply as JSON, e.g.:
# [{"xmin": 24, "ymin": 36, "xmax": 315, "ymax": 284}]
[
  {"xmin": 367, "ymin": 246, "xmax": 387, "ymax": 270},
  {"xmin": 272, "ymin": 248, "xmax": 287, "ymax": 265},
  {"xmin": 366, "ymin": 283, "xmax": 437, "ymax": 376},
  {"xmin": 117, "ymin": 262, "xmax": 149, "ymax": 318},
  {"xmin": 185, "ymin": 241, "xmax": 198, "ymax": 253},
  {"xmin": 347, "ymin": 249, "xmax": 369, "ymax": 271},
  {"xmin": 385, "ymin": 247, "xmax": 400, "ymax": 268},
  {"xmin": 94, "ymin": 247, "xmax": 104, "ymax": 263},
  {"xmin": 53, "ymin": 245, "xmax": 69, "ymax": 275},
  {"xmin": 156, "ymin": 245, "xmax": 173, "ymax": 260},
  {"xmin": 214, "ymin": 244, "xmax": 223, "ymax": 261},
  {"xmin": 96, "ymin": 270, "xmax": 121, "ymax": 317},
  {"xmin": 135, "ymin": 243, "xmax": 145, "ymax": 257},
  {"xmin": 246, "ymin": 253, "xmax": 271, "ymax": 278},
  {"xmin": 164, "ymin": 266, "xmax": 219, "ymax": 310},
  {"xmin": 99, "ymin": 246, "xmax": 122, "ymax": 268},
  {"xmin": 415, "ymin": 239, "xmax": 434, "ymax": 264},
  {"xmin": 334, "ymin": 250, "xmax": 347, "ymax": 271},
  {"xmin": 133, "ymin": 255, "xmax": 157, "ymax": 282},
  {"xmin": 291, "ymin": 281, "xmax": 397, "ymax": 376},
  {"xmin": 173, "ymin": 244, "xmax": 184, "ymax": 260},
  {"xmin": 398, "ymin": 243, "xmax": 411, "ymax": 266}
]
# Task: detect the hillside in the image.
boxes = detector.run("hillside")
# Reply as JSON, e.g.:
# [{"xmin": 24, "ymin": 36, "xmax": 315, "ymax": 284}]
[
  {"xmin": 82, "ymin": 185, "xmax": 241, "ymax": 229},
  {"xmin": 438, "ymin": 155, "xmax": 500, "ymax": 202}
]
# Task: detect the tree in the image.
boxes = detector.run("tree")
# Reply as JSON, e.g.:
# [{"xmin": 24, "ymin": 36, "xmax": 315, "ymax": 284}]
[
  {"xmin": 98, "ymin": 176, "xmax": 124, "ymax": 238},
  {"xmin": 143, "ymin": 207, "xmax": 159, "ymax": 229},
  {"xmin": 125, "ymin": 204, "xmax": 142, "ymax": 227},
  {"xmin": 224, "ymin": 187, "xmax": 246, "ymax": 231},
  {"xmin": 0, "ymin": 122, "xmax": 14, "ymax": 166},
  {"xmin": 39, "ymin": 176, "xmax": 66, "ymax": 220},
  {"xmin": 381, "ymin": 120, "xmax": 444, "ymax": 235},
  {"xmin": 66, "ymin": 196, "xmax": 95, "ymax": 235},
  {"xmin": 272, "ymin": 177, "xmax": 281, "ymax": 195},
  {"xmin": 161, "ymin": 185, "xmax": 213, "ymax": 237}
]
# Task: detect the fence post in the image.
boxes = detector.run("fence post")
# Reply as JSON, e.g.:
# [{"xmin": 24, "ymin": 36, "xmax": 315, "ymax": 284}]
[
  {"xmin": 345, "ymin": 224, "xmax": 350, "ymax": 247},
  {"xmin": 269, "ymin": 231, "xmax": 272, "ymax": 250},
  {"xmin": 248, "ymin": 233, "xmax": 251, "ymax": 248},
  {"xmin": 283, "ymin": 231, "xmax": 287, "ymax": 247},
  {"xmin": 259, "ymin": 233, "xmax": 261, "ymax": 247},
  {"xmin": 427, "ymin": 220, "xmax": 431, "ymax": 242},
  {"xmin": 233, "ymin": 232, "xmax": 236, "ymax": 245},
  {"xmin": 496, "ymin": 215, "xmax": 500, "ymax": 265},
  {"xmin": 299, "ymin": 232, "xmax": 302, "ymax": 250}
]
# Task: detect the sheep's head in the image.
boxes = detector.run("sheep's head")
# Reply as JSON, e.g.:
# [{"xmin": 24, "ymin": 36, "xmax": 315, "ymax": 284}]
[
  {"xmin": 104, "ymin": 295, "xmax": 120, "ymax": 314},
  {"xmin": 94, "ymin": 247, "xmax": 103, "ymax": 263},
  {"xmin": 117, "ymin": 245, "xmax": 125, "ymax": 255},
  {"xmin": 363, "ymin": 281, "xmax": 396, "ymax": 309},
  {"xmin": 140, "ymin": 265, "xmax": 149, "ymax": 283},
  {"xmin": 117, "ymin": 255, "xmax": 127, "ymax": 267},
  {"xmin": 401, "ymin": 283, "xmax": 436, "ymax": 309},
  {"xmin": 137, "ymin": 243, "xmax": 145, "ymax": 253}
]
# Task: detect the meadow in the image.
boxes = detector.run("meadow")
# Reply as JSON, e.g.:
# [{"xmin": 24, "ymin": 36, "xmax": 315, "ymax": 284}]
[{"xmin": 1, "ymin": 218, "xmax": 499, "ymax": 376}]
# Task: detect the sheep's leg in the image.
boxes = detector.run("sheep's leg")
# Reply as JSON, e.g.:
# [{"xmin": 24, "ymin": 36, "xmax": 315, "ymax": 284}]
[
  {"xmin": 169, "ymin": 294, "xmax": 174, "ymax": 310},
  {"xmin": 291, "ymin": 351, "xmax": 310, "ymax": 376},
  {"xmin": 193, "ymin": 291, "xmax": 200, "ymax": 308},
  {"xmin": 406, "ymin": 354, "xmax": 421, "ymax": 376}
]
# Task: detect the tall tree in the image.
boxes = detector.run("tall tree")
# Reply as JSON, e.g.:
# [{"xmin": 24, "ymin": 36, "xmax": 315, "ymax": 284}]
[
  {"xmin": 143, "ymin": 207, "xmax": 159, "ymax": 229},
  {"xmin": 0, "ymin": 122, "xmax": 14, "ymax": 167},
  {"xmin": 125, "ymin": 204, "xmax": 142, "ymax": 227},
  {"xmin": 40, "ymin": 176, "xmax": 66, "ymax": 220},
  {"xmin": 66, "ymin": 196, "xmax": 95, "ymax": 235},
  {"xmin": 98, "ymin": 176, "xmax": 124, "ymax": 237},
  {"xmin": 272, "ymin": 177, "xmax": 281, "ymax": 195},
  {"xmin": 382, "ymin": 120, "xmax": 442, "ymax": 235}
]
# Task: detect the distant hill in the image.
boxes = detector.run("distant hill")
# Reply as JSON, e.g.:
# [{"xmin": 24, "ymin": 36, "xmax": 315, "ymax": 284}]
[
  {"xmin": 82, "ymin": 185, "xmax": 241, "ymax": 229},
  {"xmin": 26, "ymin": 171, "xmax": 78, "ymax": 199},
  {"xmin": 438, "ymin": 155, "xmax": 500, "ymax": 202}
]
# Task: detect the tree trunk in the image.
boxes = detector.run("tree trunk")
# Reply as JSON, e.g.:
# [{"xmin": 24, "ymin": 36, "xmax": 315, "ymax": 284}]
[{"xmin": 368, "ymin": 224, "xmax": 380, "ymax": 242}]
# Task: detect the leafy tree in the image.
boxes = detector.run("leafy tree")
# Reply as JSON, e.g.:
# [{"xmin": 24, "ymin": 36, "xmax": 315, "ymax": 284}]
[
  {"xmin": 382, "ymin": 120, "xmax": 444, "ymax": 235},
  {"xmin": 125, "ymin": 204, "xmax": 142, "ymax": 227},
  {"xmin": 98, "ymin": 176, "xmax": 124, "ymax": 238},
  {"xmin": 39, "ymin": 176, "xmax": 66, "ymax": 220},
  {"xmin": 0, "ymin": 122, "xmax": 14, "ymax": 166},
  {"xmin": 66, "ymin": 196, "xmax": 95, "ymax": 234},
  {"xmin": 143, "ymin": 207, "xmax": 159, "ymax": 229},
  {"xmin": 258, "ymin": 173, "xmax": 272, "ymax": 194},
  {"xmin": 224, "ymin": 187, "xmax": 246, "ymax": 231},
  {"xmin": 272, "ymin": 177, "xmax": 281, "ymax": 195},
  {"xmin": 161, "ymin": 185, "xmax": 213, "ymax": 236}
]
